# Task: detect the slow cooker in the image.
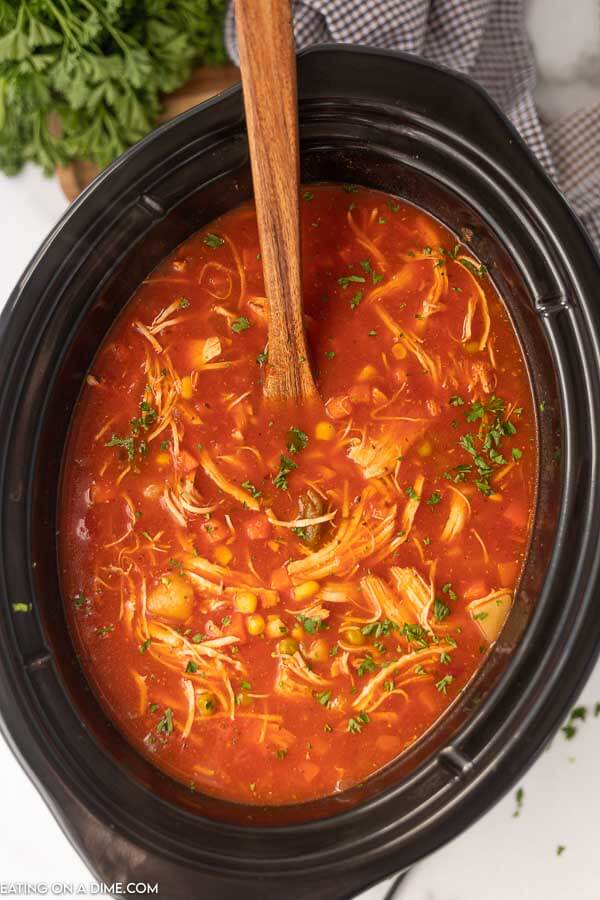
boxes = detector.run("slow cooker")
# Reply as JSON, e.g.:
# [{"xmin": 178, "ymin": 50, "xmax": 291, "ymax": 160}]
[{"xmin": 1, "ymin": 46, "xmax": 599, "ymax": 899}]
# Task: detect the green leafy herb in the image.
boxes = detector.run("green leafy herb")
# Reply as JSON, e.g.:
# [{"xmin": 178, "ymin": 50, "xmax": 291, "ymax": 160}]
[
  {"xmin": 426, "ymin": 491, "xmax": 442, "ymax": 506},
  {"xmin": 350, "ymin": 290, "xmax": 363, "ymax": 309},
  {"xmin": 434, "ymin": 598, "xmax": 450, "ymax": 622},
  {"xmin": 296, "ymin": 614, "xmax": 327, "ymax": 635},
  {"xmin": 435, "ymin": 674, "xmax": 454, "ymax": 694},
  {"xmin": 185, "ymin": 661, "xmax": 198, "ymax": 674},
  {"xmin": 241, "ymin": 480, "xmax": 262, "ymax": 499},
  {"xmin": 458, "ymin": 258, "xmax": 487, "ymax": 279},
  {"xmin": 556, "ymin": 845, "xmax": 566, "ymax": 856},
  {"xmin": 178, "ymin": 296, "xmax": 190, "ymax": 309},
  {"xmin": 357, "ymin": 655, "xmax": 377, "ymax": 676},
  {"xmin": 338, "ymin": 274, "xmax": 366, "ymax": 289},
  {"xmin": 401, "ymin": 623, "xmax": 429, "ymax": 649},
  {"xmin": 287, "ymin": 426, "xmax": 308, "ymax": 455},
  {"xmin": 231, "ymin": 316, "xmax": 250, "ymax": 333},
  {"xmin": 156, "ymin": 707, "xmax": 174, "ymax": 736},
  {"xmin": 405, "ymin": 486, "xmax": 421, "ymax": 501},
  {"xmin": 256, "ymin": 350, "xmax": 268, "ymax": 368},
  {"xmin": 315, "ymin": 690, "xmax": 331, "ymax": 706},
  {"xmin": 276, "ymin": 748, "xmax": 288, "ymax": 759},
  {"xmin": 361, "ymin": 619, "xmax": 398, "ymax": 638},
  {"xmin": 106, "ymin": 433, "xmax": 136, "ymax": 461},
  {"xmin": 273, "ymin": 454, "xmax": 297, "ymax": 491},
  {"xmin": 347, "ymin": 711, "xmax": 369, "ymax": 733},
  {"xmin": 302, "ymin": 190, "xmax": 314, "ymax": 201},
  {"xmin": 0, "ymin": 1, "xmax": 228, "ymax": 178},
  {"xmin": 139, "ymin": 638, "xmax": 151, "ymax": 653}
]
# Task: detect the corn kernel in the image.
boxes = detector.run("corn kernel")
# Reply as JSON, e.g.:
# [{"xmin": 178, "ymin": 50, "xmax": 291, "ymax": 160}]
[
  {"xmin": 392, "ymin": 342, "xmax": 407, "ymax": 359},
  {"xmin": 266, "ymin": 617, "xmax": 287, "ymax": 639},
  {"xmin": 417, "ymin": 440, "xmax": 432, "ymax": 458},
  {"xmin": 278, "ymin": 637, "xmax": 298, "ymax": 656},
  {"xmin": 214, "ymin": 545, "xmax": 233, "ymax": 566},
  {"xmin": 156, "ymin": 452, "xmax": 171, "ymax": 466},
  {"xmin": 246, "ymin": 613, "xmax": 265, "ymax": 636},
  {"xmin": 181, "ymin": 375, "xmax": 194, "ymax": 399},
  {"xmin": 315, "ymin": 421, "xmax": 336, "ymax": 441},
  {"xmin": 293, "ymin": 580, "xmax": 320, "ymax": 603},
  {"xmin": 357, "ymin": 364, "xmax": 378, "ymax": 382},
  {"xmin": 197, "ymin": 692, "xmax": 217, "ymax": 717},
  {"xmin": 344, "ymin": 627, "xmax": 365, "ymax": 646},
  {"xmin": 234, "ymin": 590, "xmax": 258, "ymax": 614}
]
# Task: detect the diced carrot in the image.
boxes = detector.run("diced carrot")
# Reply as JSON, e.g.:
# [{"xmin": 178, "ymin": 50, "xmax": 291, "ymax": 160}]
[
  {"xmin": 245, "ymin": 513, "xmax": 271, "ymax": 541},
  {"xmin": 271, "ymin": 566, "xmax": 291, "ymax": 592},
  {"xmin": 177, "ymin": 449, "xmax": 198, "ymax": 474},
  {"xmin": 297, "ymin": 760, "xmax": 320, "ymax": 783},
  {"xmin": 463, "ymin": 580, "xmax": 488, "ymax": 601},
  {"xmin": 498, "ymin": 560, "xmax": 519, "ymax": 587},
  {"xmin": 223, "ymin": 611, "xmax": 246, "ymax": 643},
  {"xmin": 348, "ymin": 383, "xmax": 371, "ymax": 404},
  {"xmin": 503, "ymin": 502, "xmax": 527, "ymax": 530}
]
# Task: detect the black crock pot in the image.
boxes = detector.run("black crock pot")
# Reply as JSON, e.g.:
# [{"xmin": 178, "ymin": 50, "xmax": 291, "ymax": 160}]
[{"xmin": 1, "ymin": 46, "xmax": 600, "ymax": 900}]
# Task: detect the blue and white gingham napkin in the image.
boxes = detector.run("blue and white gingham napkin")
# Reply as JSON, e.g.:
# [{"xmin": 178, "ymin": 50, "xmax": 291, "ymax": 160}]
[{"xmin": 226, "ymin": 0, "xmax": 599, "ymax": 248}]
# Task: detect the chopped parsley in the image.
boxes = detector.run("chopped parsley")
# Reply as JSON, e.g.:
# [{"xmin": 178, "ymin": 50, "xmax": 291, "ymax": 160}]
[
  {"xmin": 296, "ymin": 614, "xmax": 327, "ymax": 635},
  {"xmin": 361, "ymin": 619, "xmax": 398, "ymax": 638},
  {"xmin": 436, "ymin": 674, "xmax": 454, "ymax": 694},
  {"xmin": 458, "ymin": 257, "xmax": 487, "ymax": 279},
  {"xmin": 347, "ymin": 711, "xmax": 369, "ymax": 733},
  {"xmin": 434, "ymin": 598, "xmax": 451, "ymax": 622},
  {"xmin": 139, "ymin": 638, "xmax": 152, "ymax": 653},
  {"xmin": 357, "ymin": 655, "xmax": 377, "ymax": 676},
  {"xmin": 325, "ymin": 350, "xmax": 336, "ymax": 359},
  {"xmin": 156, "ymin": 707, "xmax": 174, "ymax": 735},
  {"xmin": 256, "ymin": 350, "xmax": 268, "ymax": 367},
  {"xmin": 338, "ymin": 274, "xmax": 366, "ymax": 289},
  {"xmin": 241, "ymin": 480, "xmax": 262, "ymax": 499},
  {"xmin": 350, "ymin": 290, "xmax": 363, "ymax": 309},
  {"xmin": 273, "ymin": 454, "xmax": 297, "ymax": 490},
  {"xmin": 231, "ymin": 316, "xmax": 250, "ymax": 333},
  {"xmin": 302, "ymin": 191, "xmax": 314, "ymax": 201},
  {"xmin": 426, "ymin": 491, "xmax": 442, "ymax": 506},
  {"xmin": 203, "ymin": 233, "xmax": 224, "ymax": 248},
  {"xmin": 315, "ymin": 690, "xmax": 331, "ymax": 706},
  {"xmin": 287, "ymin": 426, "xmax": 308, "ymax": 454},
  {"xmin": 405, "ymin": 486, "xmax": 421, "ymax": 501},
  {"xmin": 185, "ymin": 661, "xmax": 198, "ymax": 674}
]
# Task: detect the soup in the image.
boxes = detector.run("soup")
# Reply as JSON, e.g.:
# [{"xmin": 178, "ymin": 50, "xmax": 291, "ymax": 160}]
[{"xmin": 60, "ymin": 184, "xmax": 536, "ymax": 805}]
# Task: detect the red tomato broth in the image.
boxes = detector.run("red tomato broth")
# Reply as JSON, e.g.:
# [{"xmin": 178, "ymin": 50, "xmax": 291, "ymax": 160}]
[{"xmin": 60, "ymin": 184, "xmax": 536, "ymax": 805}]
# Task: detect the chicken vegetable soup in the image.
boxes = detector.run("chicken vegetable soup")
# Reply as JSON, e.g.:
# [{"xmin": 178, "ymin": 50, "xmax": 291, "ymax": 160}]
[{"xmin": 60, "ymin": 184, "xmax": 536, "ymax": 804}]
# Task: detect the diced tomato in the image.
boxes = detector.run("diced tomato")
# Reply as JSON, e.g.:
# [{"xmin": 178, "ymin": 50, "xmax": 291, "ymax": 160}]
[
  {"xmin": 348, "ymin": 383, "xmax": 371, "ymax": 404},
  {"xmin": 270, "ymin": 566, "xmax": 291, "ymax": 592},
  {"xmin": 201, "ymin": 518, "xmax": 229, "ymax": 543},
  {"xmin": 245, "ymin": 513, "xmax": 271, "ymax": 541},
  {"xmin": 177, "ymin": 449, "xmax": 199, "ymax": 474}
]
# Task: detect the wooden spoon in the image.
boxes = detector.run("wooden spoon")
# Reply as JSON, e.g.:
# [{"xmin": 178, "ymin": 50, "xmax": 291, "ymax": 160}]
[{"xmin": 235, "ymin": 0, "xmax": 318, "ymax": 407}]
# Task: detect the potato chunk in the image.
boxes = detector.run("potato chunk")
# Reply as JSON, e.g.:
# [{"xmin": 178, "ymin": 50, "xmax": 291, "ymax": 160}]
[{"xmin": 147, "ymin": 574, "xmax": 194, "ymax": 622}]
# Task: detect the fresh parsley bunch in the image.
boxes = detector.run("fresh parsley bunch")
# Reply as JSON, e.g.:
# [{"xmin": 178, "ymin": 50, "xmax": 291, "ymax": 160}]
[{"xmin": 0, "ymin": 0, "xmax": 227, "ymax": 175}]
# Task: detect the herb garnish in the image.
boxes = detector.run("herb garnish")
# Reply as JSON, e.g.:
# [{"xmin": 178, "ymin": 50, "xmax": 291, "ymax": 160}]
[
  {"xmin": 273, "ymin": 455, "xmax": 297, "ymax": 490},
  {"xmin": 231, "ymin": 316, "xmax": 250, "ymax": 333}
]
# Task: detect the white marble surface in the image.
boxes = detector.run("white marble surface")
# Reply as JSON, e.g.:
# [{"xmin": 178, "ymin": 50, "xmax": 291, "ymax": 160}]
[{"xmin": 1, "ymin": 4, "xmax": 599, "ymax": 896}]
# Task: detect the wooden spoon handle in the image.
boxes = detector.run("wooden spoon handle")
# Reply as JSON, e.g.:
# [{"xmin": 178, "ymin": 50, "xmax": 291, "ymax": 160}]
[{"xmin": 235, "ymin": 0, "xmax": 318, "ymax": 405}]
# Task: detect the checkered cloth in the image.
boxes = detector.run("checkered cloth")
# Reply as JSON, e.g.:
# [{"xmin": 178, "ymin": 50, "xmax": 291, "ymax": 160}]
[{"xmin": 225, "ymin": 0, "xmax": 600, "ymax": 249}]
